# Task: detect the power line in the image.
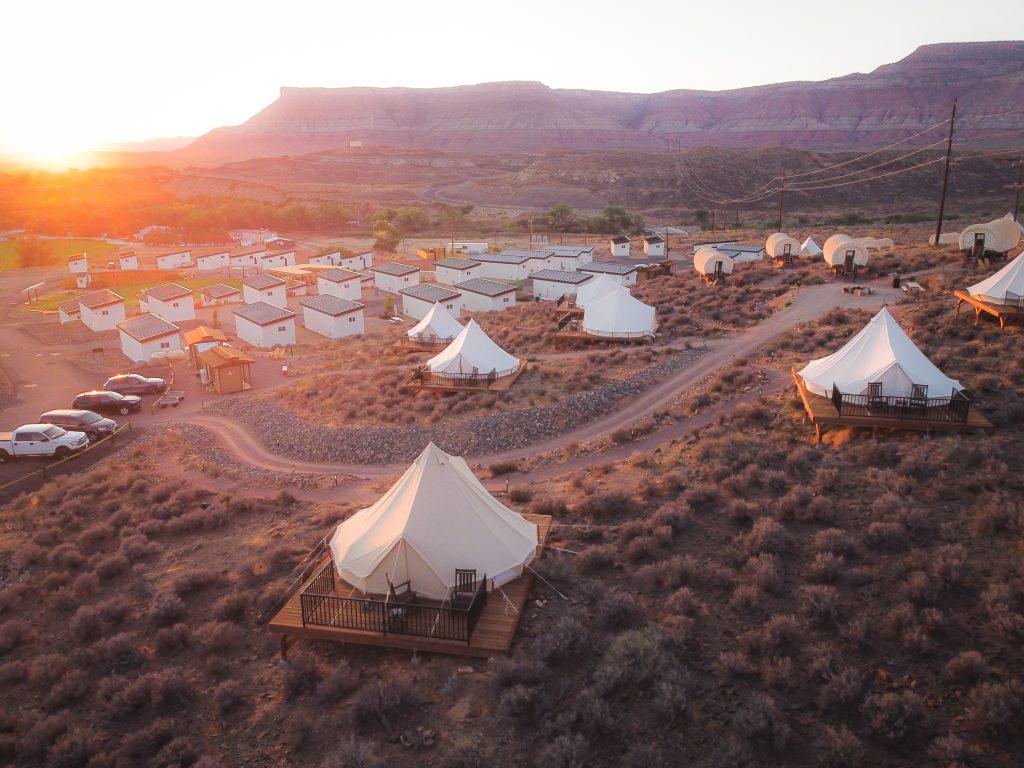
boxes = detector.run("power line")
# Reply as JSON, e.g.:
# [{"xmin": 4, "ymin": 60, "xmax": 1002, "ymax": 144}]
[
  {"xmin": 785, "ymin": 140, "xmax": 946, "ymax": 189},
  {"xmin": 783, "ymin": 157, "xmax": 949, "ymax": 191}
]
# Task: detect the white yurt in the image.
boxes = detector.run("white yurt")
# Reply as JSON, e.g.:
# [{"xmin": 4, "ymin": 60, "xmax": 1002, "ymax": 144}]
[
  {"xmin": 329, "ymin": 443, "xmax": 538, "ymax": 600},
  {"xmin": 576, "ymin": 273, "xmax": 623, "ymax": 308},
  {"xmin": 427, "ymin": 319, "xmax": 520, "ymax": 378},
  {"xmin": 694, "ymin": 246, "xmax": 735, "ymax": 279},
  {"xmin": 855, "ymin": 237, "xmax": 894, "ymax": 251},
  {"xmin": 959, "ymin": 216, "xmax": 1021, "ymax": 257},
  {"xmin": 581, "ymin": 288, "xmax": 656, "ymax": 338},
  {"xmin": 798, "ymin": 307, "xmax": 962, "ymax": 399},
  {"xmin": 801, "ymin": 237, "xmax": 823, "ymax": 257},
  {"xmin": 765, "ymin": 233, "xmax": 802, "ymax": 260},
  {"xmin": 407, "ymin": 301, "xmax": 464, "ymax": 343},
  {"xmin": 967, "ymin": 251, "xmax": 1024, "ymax": 305},
  {"xmin": 928, "ymin": 231, "xmax": 961, "ymax": 247},
  {"xmin": 823, "ymin": 234, "xmax": 869, "ymax": 273}
]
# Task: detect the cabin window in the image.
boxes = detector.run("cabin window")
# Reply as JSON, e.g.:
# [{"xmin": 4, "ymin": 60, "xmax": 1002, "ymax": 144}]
[
  {"xmin": 348, "ymin": 316, "xmax": 356, "ymax": 323},
  {"xmin": 172, "ymin": 302, "xmax": 179, "ymax": 308},
  {"xmin": 101, "ymin": 310, "xmax": 108, "ymax": 316},
  {"xmin": 277, "ymin": 325, "xmax": 286, "ymax": 332},
  {"xmin": 160, "ymin": 341, "xmax": 170, "ymax": 349},
  {"xmin": 503, "ymin": 297, "xmax": 510, "ymax": 303}
]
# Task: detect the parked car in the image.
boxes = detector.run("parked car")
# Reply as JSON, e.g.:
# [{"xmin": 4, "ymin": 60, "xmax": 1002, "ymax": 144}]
[
  {"xmin": 72, "ymin": 390, "xmax": 142, "ymax": 415},
  {"xmin": 38, "ymin": 409, "xmax": 117, "ymax": 441},
  {"xmin": 102, "ymin": 373, "xmax": 166, "ymax": 396},
  {"xmin": 0, "ymin": 424, "xmax": 89, "ymax": 462}
]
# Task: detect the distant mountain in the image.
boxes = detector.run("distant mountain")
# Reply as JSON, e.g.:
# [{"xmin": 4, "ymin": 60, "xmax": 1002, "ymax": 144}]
[
  {"xmin": 99, "ymin": 136, "xmax": 195, "ymax": 153},
  {"xmin": 178, "ymin": 42, "xmax": 1024, "ymax": 163}
]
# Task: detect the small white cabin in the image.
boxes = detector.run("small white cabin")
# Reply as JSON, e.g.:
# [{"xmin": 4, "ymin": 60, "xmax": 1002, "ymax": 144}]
[
  {"xmin": 531, "ymin": 269, "xmax": 592, "ymax": 301},
  {"xmin": 117, "ymin": 313, "xmax": 182, "ymax": 363},
  {"xmin": 339, "ymin": 252, "xmax": 373, "ymax": 271},
  {"xmin": 78, "ymin": 289, "xmax": 126, "ymax": 332},
  {"xmin": 433, "ymin": 257, "xmax": 482, "ymax": 286},
  {"xmin": 230, "ymin": 248, "xmax": 266, "ymax": 269},
  {"xmin": 455, "ymin": 278, "xmax": 516, "ymax": 313},
  {"xmin": 232, "ymin": 302, "xmax": 296, "ymax": 349},
  {"xmin": 579, "ymin": 261, "xmax": 639, "ymax": 287},
  {"xmin": 308, "ymin": 251, "xmax": 341, "ymax": 267},
  {"xmin": 373, "ymin": 262, "xmax": 420, "ymax": 294},
  {"xmin": 139, "ymin": 283, "xmax": 196, "ymax": 323},
  {"xmin": 259, "ymin": 250, "xmax": 296, "ymax": 270},
  {"xmin": 316, "ymin": 269, "xmax": 363, "ymax": 301},
  {"xmin": 643, "ymin": 235, "xmax": 666, "ymax": 258},
  {"xmin": 68, "ymin": 253, "xmax": 88, "ymax": 274},
  {"xmin": 546, "ymin": 245, "xmax": 595, "ymax": 271},
  {"xmin": 195, "ymin": 250, "xmax": 231, "ymax": 272},
  {"xmin": 57, "ymin": 298, "xmax": 81, "ymax": 325},
  {"xmin": 156, "ymin": 250, "xmax": 192, "ymax": 270},
  {"xmin": 400, "ymin": 283, "xmax": 462, "ymax": 321},
  {"xmin": 199, "ymin": 283, "xmax": 241, "ymax": 307},
  {"xmin": 300, "ymin": 295, "xmax": 365, "ymax": 339},
  {"xmin": 242, "ymin": 274, "xmax": 287, "ymax": 307},
  {"xmin": 118, "ymin": 251, "xmax": 139, "ymax": 270},
  {"xmin": 448, "ymin": 242, "xmax": 489, "ymax": 255},
  {"xmin": 609, "ymin": 236, "xmax": 631, "ymax": 258}
]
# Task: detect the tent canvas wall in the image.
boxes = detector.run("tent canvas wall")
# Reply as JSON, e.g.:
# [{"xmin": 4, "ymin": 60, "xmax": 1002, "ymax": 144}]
[
  {"xmin": 575, "ymin": 274, "xmax": 623, "ymax": 308},
  {"xmin": 967, "ymin": 252, "xmax": 1024, "ymax": 305},
  {"xmin": 959, "ymin": 216, "xmax": 1021, "ymax": 256},
  {"xmin": 798, "ymin": 307, "xmax": 962, "ymax": 399},
  {"xmin": 581, "ymin": 289, "xmax": 656, "ymax": 338},
  {"xmin": 823, "ymin": 234, "xmax": 869, "ymax": 271},
  {"xmin": 693, "ymin": 246, "xmax": 734, "ymax": 276},
  {"xmin": 329, "ymin": 443, "xmax": 538, "ymax": 600},
  {"xmin": 427, "ymin": 320, "xmax": 519, "ymax": 378},
  {"xmin": 801, "ymin": 237, "xmax": 823, "ymax": 257},
  {"xmin": 766, "ymin": 233, "xmax": 801, "ymax": 259},
  {"xmin": 407, "ymin": 301, "xmax": 464, "ymax": 343}
]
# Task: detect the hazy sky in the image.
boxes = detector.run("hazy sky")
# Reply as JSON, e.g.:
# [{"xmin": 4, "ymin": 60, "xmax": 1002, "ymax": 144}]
[{"xmin": 3, "ymin": 0, "xmax": 1022, "ymax": 159}]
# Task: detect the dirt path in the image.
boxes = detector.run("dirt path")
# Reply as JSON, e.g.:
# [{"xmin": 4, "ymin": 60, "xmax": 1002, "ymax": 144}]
[{"xmin": 177, "ymin": 280, "xmax": 888, "ymax": 480}]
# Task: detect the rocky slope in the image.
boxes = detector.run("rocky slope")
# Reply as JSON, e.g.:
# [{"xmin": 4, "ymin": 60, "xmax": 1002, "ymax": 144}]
[{"xmin": 180, "ymin": 42, "xmax": 1024, "ymax": 162}]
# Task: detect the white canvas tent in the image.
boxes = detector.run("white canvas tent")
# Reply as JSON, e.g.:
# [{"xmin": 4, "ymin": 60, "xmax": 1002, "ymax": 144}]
[
  {"xmin": 766, "ymin": 233, "xmax": 801, "ymax": 259},
  {"xmin": 694, "ymin": 246, "xmax": 734, "ymax": 277},
  {"xmin": 801, "ymin": 236, "xmax": 823, "ymax": 257},
  {"xmin": 928, "ymin": 231, "xmax": 961, "ymax": 246},
  {"xmin": 427, "ymin": 319, "xmax": 520, "ymax": 378},
  {"xmin": 581, "ymin": 288, "xmax": 656, "ymax": 338},
  {"xmin": 407, "ymin": 301, "xmax": 464, "ymax": 343},
  {"xmin": 329, "ymin": 443, "xmax": 538, "ymax": 600},
  {"xmin": 855, "ymin": 237, "xmax": 894, "ymax": 251},
  {"xmin": 798, "ymin": 307, "xmax": 962, "ymax": 399},
  {"xmin": 959, "ymin": 215, "xmax": 1021, "ymax": 256},
  {"xmin": 967, "ymin": 251, "xmax": 1024, "ymax": 305},
  {"xmin": 823, "ymin": 234, "xmax": 869, "ymax": 271},
  {"xmin": 575, "ymin": 273, "xmax": 622, "ymax": 308}
]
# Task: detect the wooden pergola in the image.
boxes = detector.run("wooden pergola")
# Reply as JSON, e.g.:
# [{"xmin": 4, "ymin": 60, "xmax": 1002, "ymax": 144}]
[{"xmin": 954, "ymin": 290, "xmax": 1024, "ymax": 330}]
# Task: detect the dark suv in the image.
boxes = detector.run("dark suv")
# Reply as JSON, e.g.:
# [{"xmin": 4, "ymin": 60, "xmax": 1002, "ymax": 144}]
[
  {"xmin": 72, "ymin": 390, "xmax": 142, "ymax": 415},
  {"xmin": 38, "ymin": 409, "xmax": 117, "ymax": 441},
  {"xmin": 102, "ymin": 373, "xmax": 166, "ymax": 396}
]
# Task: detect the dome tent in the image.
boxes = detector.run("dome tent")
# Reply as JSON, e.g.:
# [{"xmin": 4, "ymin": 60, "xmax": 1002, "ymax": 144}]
[
  {"xmin": 967, "ymin": 251, "xmax": 1024, "ymax": 306},
  {"xmin": 823, "ymin": 234, "xmax": 869, "ymax": 273},
  {"xmin": 575, "ymin": 273, "xmax": 622, "ymax": 308},
  {"xmin": 801, "ymin": 236, "xmax": 822, "ymax": 257},
  {"xmin": 329, "ymin": 443, "xmax": 538, "ymax": 601},
  {"xmin": 694, "ymin": 246, "xmax": 734, "ymax": 280},
  {"xmin": 427, "ymin": 319, "xmax": 519, "ymax": 378},
  {"xmin": 407, "ymin": 301, "xmax": 464, "ymax": 344},
  {"xmin": 581, "ymin": 288, "xmax": 656, "ymax": 338},
  {"xmin": 765, "ymin": 233, "xmax": 801, "ymax": 261},
  {"xmin": 959, "ymin": 215, "xmax": 1021, "ymax": 257},
  {"xmin": 798, "ymin": 307, "xmax": 961, "ymax": 399}
]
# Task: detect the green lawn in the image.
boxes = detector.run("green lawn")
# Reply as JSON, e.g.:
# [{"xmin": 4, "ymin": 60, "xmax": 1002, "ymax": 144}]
[
  {"xmin": 0, "ymin": 238, "xmax": 120, "ymax": 271},
  {"xmin": 29, "ymin": 277, "xmax": 243, "ymax": 312}
]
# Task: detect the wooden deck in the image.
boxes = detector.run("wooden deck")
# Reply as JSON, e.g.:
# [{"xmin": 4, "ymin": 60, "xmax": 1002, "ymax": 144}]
[
  {"xmin": 411, "ymin": 362, "xmax": 527, "ymax": 392},
  {"xmin": 954, "ymin": 290, "xmax": 1024, "ymax": 330},
  {"xmin": 390, "ymin": 339, "xmax": 449, "ymax": 354},
  {"xmin": 792, "ymin": 369, "xmax": 992, "ymax": 443},
  {"xmin": 269, "ymin": 515, "xmax": 552, "ymax": 658},
  {"xmin": 553, "ymin": 329, "xmax": 654, "ymax": 344}
]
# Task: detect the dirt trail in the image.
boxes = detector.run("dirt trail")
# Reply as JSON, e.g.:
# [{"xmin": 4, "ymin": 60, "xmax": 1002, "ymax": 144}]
[{"xmin": 178, "ymin": 280, "xmax": 887, "ymax": 481}]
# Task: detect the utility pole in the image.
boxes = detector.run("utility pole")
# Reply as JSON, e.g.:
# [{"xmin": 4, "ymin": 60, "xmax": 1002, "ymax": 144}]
[
  {"xmin": 934, "ymin": 99, "xmax": 957, "ymax": 247},
  {"xmin": 890, "ymin": 195, "xmax": 898, "ymax": 236},
  {"xmin": 711, "ymin": 209, "xmax": 716, "ymax": 239},
  {"xmin": 1008, "ymin": 157, "xmax": 1023, "ymax": 222},
  {"xmin": 777, "ymin": 170, "xmax": 786, "ymax": 232},
  {"xmin": 583, "ymin": 215, "xmax": 588, "ymax": 247}
]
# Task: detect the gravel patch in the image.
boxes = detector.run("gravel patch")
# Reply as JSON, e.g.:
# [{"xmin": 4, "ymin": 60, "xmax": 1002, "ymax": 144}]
[
  {"xmin": 209, "ymin": 347, "xmax": 710, "ymax": 464},
  {"xmin": 21, "ymin": 321, "xmax": 118, "ymax": 346}
]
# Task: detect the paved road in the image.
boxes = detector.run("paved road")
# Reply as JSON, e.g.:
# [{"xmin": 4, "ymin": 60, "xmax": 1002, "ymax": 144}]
[{"xmin": 180, "ymin": 280, "xmax": 890, "ymax": 479}]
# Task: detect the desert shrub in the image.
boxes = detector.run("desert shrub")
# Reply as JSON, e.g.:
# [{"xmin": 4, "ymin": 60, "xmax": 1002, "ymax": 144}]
[
  {"xmin": 489, "ymin": 657, "xmax": 547, "ymax": 691},
  {"xmin": 732, "ymin": 693, "xmax": 790, "ymax": 755},
  {"xmin": 0, "ymin": 619, "xmax": 30, "ymax": 653},
  {"xmin": 172, "ymin": 569, "xmax": 230, "ymax": 597},
  {"xmin": 46, "ymin": 728, "xmax": 98, "ymax": 768},
  {"xmin": 213, "ymin": 592, "xmax": 250, "ymax": 623},
  {"xmin": 667, "ymin": 587, "xmax": 707, "ymax": 617},
  {"xmin": 595, "ymin": 591, "xmax": 644, "ymax": 630},
  {"xmin": 317, "ymin": 661, "xmax": 360, "ymax": 703},
  {"xmin": 531, "ymin": 613, "xmax": 590, "ymax": 664},
  {"xmin": 744, "ymin": 554, "xmax": 781, "ymax": 593},
  {"xmin": 818, "ymin": 725, "xmax": 864, "ymax": 768},
  {"xmin": 576, "ymin": 491, "xmax": 640, "ymax": 519},
  {"xmin": 576, "ymin": 544, "xmax": 616, "ymax": 573},
  {"xmin": 94, "ymin": 553, "xmax": 131, "ymax": 580},
  {"xmin": 489, "ymin": 461, "xmax": 518, "ymax": 477},
  {"xmin": 537, "ymin": 733, "xmax": 588, "ymax": 768},
  {"xmin": 739, "ymin": 614, "xmax": 804, "ymax": 656},
  {"xmin": 944, "ymin": 650, "xmax": 987, "ymax": 684},
  {"xmin": 350, "ymin": 680, "xmax": 419, "ymax": 730},
  {"xmin": 69, "ymin": 597, "xmax": 129, "ymax": 642},
  {"xmin": 813, "ymin": 528, "xmax": 859, "ymax": 557},
  {"xmin": 738, "ymin": 518, "xmax": 787, "ymax": 556},
  {"xmin": 963, "ymin": 679, "xmax": 1024, "ymax": 737},
  {"xmin": 320, "ymin": 737, "xmax": 384, "ymax": 768},
  {"xmin": 88, "ymin": 632, "xmax": 145, "ymax": 669},
  {"xmin": 817, "ymin": 668, "xmax": 865, "ymax": 711},
  {"xmin": 864, "ymin": 521, "xmax": 907, "ymax": 551},
  {"xmin": 195, "ymin": 621, "xmax": 246, "ymax": 654},
  {"xmin": 593, "ymin": 626, "xmax": 677, "ymax": 694},
  {"xmin": 117, "ymin": 718, "xmax": 175, "ymax": 764},
  {"xmin": 155, "ymin": 623, "xmax": 190, "ymax": 654},
  {"xmin": 809, "ymin": 552, "xmax": 845, "ymax": 583},
  {"xmin": 150, "ymin": 591, "xmax": 186, "ymax": 627},
  {"xmin": 212, "ymin": 680, "xmax": 246, "ymax": 717},
  {"xmin": 45, "ymin": 669, "xmax": 91, "ymax": 709},
  {"xmin": 531, "ymin": 496, "xmax": 568, "ymax": 516},
  {"xmin": 799, "ymin": 585, "xmax": 841, "ymax": 625},
  {"xmin": 863, "ymin": 690, "xmax": 929, "ymax": 742},
  {"xmin": 284, "ymin": 655, "xmax": 322, "ymax": 700}
]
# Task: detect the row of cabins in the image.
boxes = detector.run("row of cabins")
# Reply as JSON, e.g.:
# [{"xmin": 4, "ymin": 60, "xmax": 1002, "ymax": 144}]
[{"xmin": 68, "ymin": 246, "xmax": 307, "ymax": 276}]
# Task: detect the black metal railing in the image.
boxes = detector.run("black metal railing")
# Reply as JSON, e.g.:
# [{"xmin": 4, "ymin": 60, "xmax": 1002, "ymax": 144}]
[
  {"xmin": 412, "ymin": 366, "xmax": 501, "ymax": 389},
  {"xmin": 830, "ymin": 385, "xmax": 971, "ymax": 423},
  {"xmin": 299, "ymin": 561, "xmax": 489, "ymax": 644}
]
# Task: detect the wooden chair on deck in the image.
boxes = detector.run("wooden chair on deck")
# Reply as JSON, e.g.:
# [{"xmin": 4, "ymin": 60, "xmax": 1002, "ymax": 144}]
[
  {"xmin": 451, "ymin": 569, "xmax": 478, "ymax": 609},
  {"xmin": 868, "ymin": 382, "xmax": 886, "ymax": 411},
  {"xmin": 909, "ymin": 384, "xmax": 929, "ymax": 413},
  {"xmin": 386, "ymin": 576, "xmax": 418, "ymax": 606}
]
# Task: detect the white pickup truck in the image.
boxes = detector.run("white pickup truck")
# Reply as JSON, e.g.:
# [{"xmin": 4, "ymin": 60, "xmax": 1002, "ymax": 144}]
[{"xmin": 0, "ymin": 424, "xmax": 90, "ymax": 462}]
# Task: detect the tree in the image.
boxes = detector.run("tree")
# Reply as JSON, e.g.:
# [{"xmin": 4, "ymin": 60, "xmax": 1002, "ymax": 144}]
[
  {"xmin": 693, "ymin": 208, "xmax": 710, "ymax": 228},
  {"xmin": 382, "ymin": 294, "xmax": 395, "ymax": 318},
  {"xmin": 373, "ymin": 221, "xmax": 400, "ymax": 252},
  {"xmin": 547, "ymin": 203, "xmax": 577, "ymax": 232},
  {"xmin": 15, "ymin": 237, "xmax": 51, "ymax": 268}
]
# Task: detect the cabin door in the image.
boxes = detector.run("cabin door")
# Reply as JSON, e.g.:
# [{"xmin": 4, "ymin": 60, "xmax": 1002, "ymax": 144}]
[
  {"xmin": 844, "ymin": 250, "xmax": 856, "ymax": 274},
  {"xmin": 714, "ymin": 260, "xmax": 723, "ymax": 278},
  {"xmin": 973, "ymin": 232, "xmax": 986, "ymax": 259}
]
